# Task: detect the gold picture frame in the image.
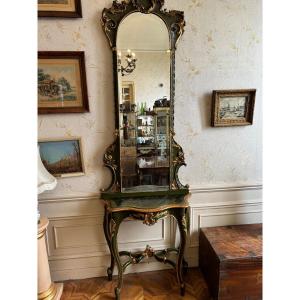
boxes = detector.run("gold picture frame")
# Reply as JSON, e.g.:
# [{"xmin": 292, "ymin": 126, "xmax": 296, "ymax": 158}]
[
  {"xmin": 38, "ymin": 0, "xmax": 82, "ymax": 18},
  {"xmin": 38, "ymin": 137, "xmax": 85, "ymax": 178},
  {"xmin": 38, "ymin": 51, "xmax": 89, "ymax": 114},
  {"xmin": 211, "ymin": 89, "xmax": 256, "ymax": 127}
]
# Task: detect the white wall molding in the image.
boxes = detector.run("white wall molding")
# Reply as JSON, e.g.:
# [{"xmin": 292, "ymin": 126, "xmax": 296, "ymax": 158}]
[
  {"xmin": 38, "ymin": 183, "xmax": 263, "ymax": 204},
  {"xmin": 189, "ymin": 183, "xmax": 262, "ymax": 194},
  {"xmin": 38, "ymin": 195, "xmax": 101, "ymax": 204},
  {"xmin": 39, "ymin": 183, "xmax": 262, "ymax": 281}
]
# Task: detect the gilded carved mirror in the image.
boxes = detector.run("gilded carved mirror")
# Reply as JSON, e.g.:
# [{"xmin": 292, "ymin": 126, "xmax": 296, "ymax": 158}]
[{"xmin": 101, "ymin": 0, "xmax": 188, "ymax": 196}]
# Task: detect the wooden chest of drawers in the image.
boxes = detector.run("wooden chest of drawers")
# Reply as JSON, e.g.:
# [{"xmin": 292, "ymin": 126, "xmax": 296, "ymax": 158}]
[{"xmin": 199, "ymin": 224, "xmax": 262, "ymax": 300}]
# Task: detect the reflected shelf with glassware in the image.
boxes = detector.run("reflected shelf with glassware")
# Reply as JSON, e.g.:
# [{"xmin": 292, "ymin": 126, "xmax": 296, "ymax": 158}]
[
  {"xmin": 119, "ymin": 102, "xmax": 137, "ymax": 148},
  {"xmin": 135, "ymin": 106, "xmax": 170, "ymax": 187},
  {"xmin": 136, "ymin": 113, "xmax": 156, "ymax": 153},
  {"xmin": 119, "ymin": 108, "xmax": 138, "ymax": 188}
]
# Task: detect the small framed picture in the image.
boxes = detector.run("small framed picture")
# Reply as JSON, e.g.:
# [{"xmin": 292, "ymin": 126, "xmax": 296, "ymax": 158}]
[
  {"xmin": 211, "ymin": 89, "xmax": 256, "ymax": 127},
  {"xmin": 38, "ymin": 51, "xmax": 89, "ymax": 114},
  {"xmin": 121, "ymin": 81, "xmax": 135, "ymax": 103},
  {"xmin": 38, "ymin": 138, "xmax": 85, "ymax": 178},
  {"xmin": 38, "ymin": 0, "xmax": 82, "ymax": 18}
]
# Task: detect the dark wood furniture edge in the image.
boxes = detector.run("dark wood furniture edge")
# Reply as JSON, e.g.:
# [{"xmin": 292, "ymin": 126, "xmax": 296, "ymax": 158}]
[
  {"xmin": 199, "ymin": 224, "xmax": 262, "ymax": 300},
  {"xmin": 101, "ymin": 189, "xmax": 189, "ymax": 200},
  {"xmin": 199, "ymin": 228, "xmax": 221, "ymax": 299}
]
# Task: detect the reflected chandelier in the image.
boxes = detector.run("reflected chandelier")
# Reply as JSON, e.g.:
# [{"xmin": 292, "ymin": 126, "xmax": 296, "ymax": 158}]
[{"xmin": 117, "ymin": 49, "xmax": 137, "ymax": 76}]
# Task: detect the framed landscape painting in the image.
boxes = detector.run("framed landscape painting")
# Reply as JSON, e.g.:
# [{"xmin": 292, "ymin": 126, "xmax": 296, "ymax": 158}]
[
  {"xmin": 38, "ymin": 138, "xmax": 85, "ymax": 178},
  {"xmin": 38, "ymin": 0, "xmax": 82, "ymax": 18},
  {"xmin": 38, "ymin": 52, "xmax": 89, "ymax": 114},
  {"xmin": 211, "ymin": 89, "xmax": 256, "ymax": 127}
]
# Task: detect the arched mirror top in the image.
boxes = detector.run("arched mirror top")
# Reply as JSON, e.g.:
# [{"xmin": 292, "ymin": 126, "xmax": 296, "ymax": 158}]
[{"xmin": 117, "ymin": 12, "xmax": 170, "ymax": 51}]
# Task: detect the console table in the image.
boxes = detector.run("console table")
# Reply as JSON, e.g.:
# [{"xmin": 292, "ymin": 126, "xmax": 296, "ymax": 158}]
[{"xmin": 102, "ymin": 194, "xmax": 189, "ymax": 300}]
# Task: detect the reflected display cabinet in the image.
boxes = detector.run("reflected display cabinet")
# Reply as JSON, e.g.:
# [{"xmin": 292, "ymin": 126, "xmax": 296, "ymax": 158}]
[{"xmin": 100, "ymin": 0, "xmax": 190, "ymax": 298}]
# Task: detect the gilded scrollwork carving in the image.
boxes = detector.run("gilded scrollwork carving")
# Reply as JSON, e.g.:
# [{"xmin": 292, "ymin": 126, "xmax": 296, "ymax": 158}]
[
  {"xmin": 168, "ymin": 10, "xmax": 185, "ymax": 48},
  {"xmin": 131, "ymin": 211, "xmax": 169, "ymax": 226},
  {"xmin": 143, "ymin": 245, "xmax": 155, "ymax": 258},
  {"xmin": 181, "ymin": 215, "xmax": 187, "ymax": 233},
  {"xmin": 110, "ymin": 218, "xmax": 117, "ymax": 236},
  {"xmin": 101, "ymin": 137, "xmax": 121, "ymax": 193},
  {"xmin": 171, "ymin": 132, "xmax": 189, "ymax": 190},
  {"xmin": 132, "ymin": 0, "xmax": 156, "ymax": 13}
]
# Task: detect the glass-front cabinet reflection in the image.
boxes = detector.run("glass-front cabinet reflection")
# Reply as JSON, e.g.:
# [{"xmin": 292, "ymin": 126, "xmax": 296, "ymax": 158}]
[{"xmin": 118, "ymin": 13, "xmax": 171, "ymax": 193}]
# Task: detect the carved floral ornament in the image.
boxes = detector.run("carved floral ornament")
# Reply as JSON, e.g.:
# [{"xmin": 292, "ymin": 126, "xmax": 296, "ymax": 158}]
[
  {"xmin": 131, "ymin": 211, "xmax": 170, "ymax": 226},
  {"xmin": 101, "ymin": 143, "xmax": 119, "ymax": 192}
]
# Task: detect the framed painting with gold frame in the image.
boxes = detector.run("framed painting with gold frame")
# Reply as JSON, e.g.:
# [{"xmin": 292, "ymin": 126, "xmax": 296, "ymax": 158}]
[
  {"xmin": 211, "ymin": 89, "xmax": 256, "ymax": 127},
  {"xmin": 38, "ymin": 0, "xmax": 82, "ymax": 18},
  {"xmin": 38, "ymin": 51, "xmax": 89, "ymax": 114},
  {"xmin": 38, "ymin": 137, "xmax": 85, "ymax": 178}
]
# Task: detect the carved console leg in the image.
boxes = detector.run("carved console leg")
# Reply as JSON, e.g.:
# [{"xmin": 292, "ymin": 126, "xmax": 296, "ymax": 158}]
[
  {"xmin": 103, "ymin": 206, "xmax": 114, "ymax": 281},
  {"xmin": 107, "ymin": 213, "xmax": 115, "ymax": 280},
  {"xmin": 183, "ymin": 258, "xmax": 189, "ymax": 275},
  {"xmin": 111, "ymin": 212, "xmax": 127, "ymax": 300},
  {"xmin": 174, "ymin": 208, "xmax": 187, "ymax": 297}
]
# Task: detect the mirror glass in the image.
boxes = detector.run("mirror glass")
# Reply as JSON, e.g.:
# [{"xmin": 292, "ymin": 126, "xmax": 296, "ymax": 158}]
[{"xmin": 117, "ymin": 12, "xmax": 171, "ymax": 193}]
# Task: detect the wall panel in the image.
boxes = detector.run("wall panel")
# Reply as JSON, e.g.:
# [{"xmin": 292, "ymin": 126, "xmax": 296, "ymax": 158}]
[{"xmin": 39, "ymin": 185, "xmax": 262, "ymax": 281}]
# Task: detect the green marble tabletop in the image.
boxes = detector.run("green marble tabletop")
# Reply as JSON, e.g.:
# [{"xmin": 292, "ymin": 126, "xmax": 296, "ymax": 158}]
[{"xmin": 103, "ymin": 193, "xmax": 190, "ymax": 212}]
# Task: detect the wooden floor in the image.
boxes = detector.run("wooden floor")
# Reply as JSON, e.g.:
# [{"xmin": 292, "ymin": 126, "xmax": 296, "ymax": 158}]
[{"xmin": 60, "ymin": 268, "xmax": 212, "ymax": 300}]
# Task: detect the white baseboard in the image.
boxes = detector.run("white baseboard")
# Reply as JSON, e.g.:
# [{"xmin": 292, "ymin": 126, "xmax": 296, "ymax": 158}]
[{"xmin": 39, "ymin": 183, "xmax": 262, "ymax": 281}]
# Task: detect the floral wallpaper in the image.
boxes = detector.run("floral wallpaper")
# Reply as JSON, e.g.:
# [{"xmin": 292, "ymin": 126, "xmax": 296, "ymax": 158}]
[{"xmin": 38, "ymin": 0, "xmax": 262, "ymax": 199}]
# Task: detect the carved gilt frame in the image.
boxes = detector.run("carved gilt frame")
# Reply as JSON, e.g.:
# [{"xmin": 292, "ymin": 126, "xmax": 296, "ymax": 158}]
[{"xmin": 101, "ymin": 0, "xmax": 188, "ymax": 194}]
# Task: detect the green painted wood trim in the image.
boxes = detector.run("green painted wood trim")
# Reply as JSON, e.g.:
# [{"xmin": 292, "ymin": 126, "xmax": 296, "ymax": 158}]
[{"xmin": 101, "ymin": 189, "xmax": 189, "ymax": 200}]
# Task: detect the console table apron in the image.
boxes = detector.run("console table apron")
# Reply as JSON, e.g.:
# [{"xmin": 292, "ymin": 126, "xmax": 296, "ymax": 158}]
[{"xmin": 102, "ymin": 195, "xmax": 189, "ymax": 299}]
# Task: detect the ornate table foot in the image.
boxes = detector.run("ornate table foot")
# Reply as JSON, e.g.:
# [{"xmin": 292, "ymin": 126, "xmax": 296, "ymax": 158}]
[
  {"xmin": 107, "ymin": 267, "xmax": 113, "ymax": 281},
  {"xmin": 180, "ymin": 283, "xmax": 186, "ymax": 296},
  {"xmin": 115, "ymin": 287, "xmax": 121, "ymax": 300}
]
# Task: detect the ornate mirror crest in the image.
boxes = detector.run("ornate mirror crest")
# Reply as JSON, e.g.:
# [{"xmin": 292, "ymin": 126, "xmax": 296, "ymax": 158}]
[
  {"xmin": 101, "ymin": 0, "xmax": 188, "ymax": 194},
  {"xmin": 102, "ymin": 0, "xmax": 185, "ymax": 50}
]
